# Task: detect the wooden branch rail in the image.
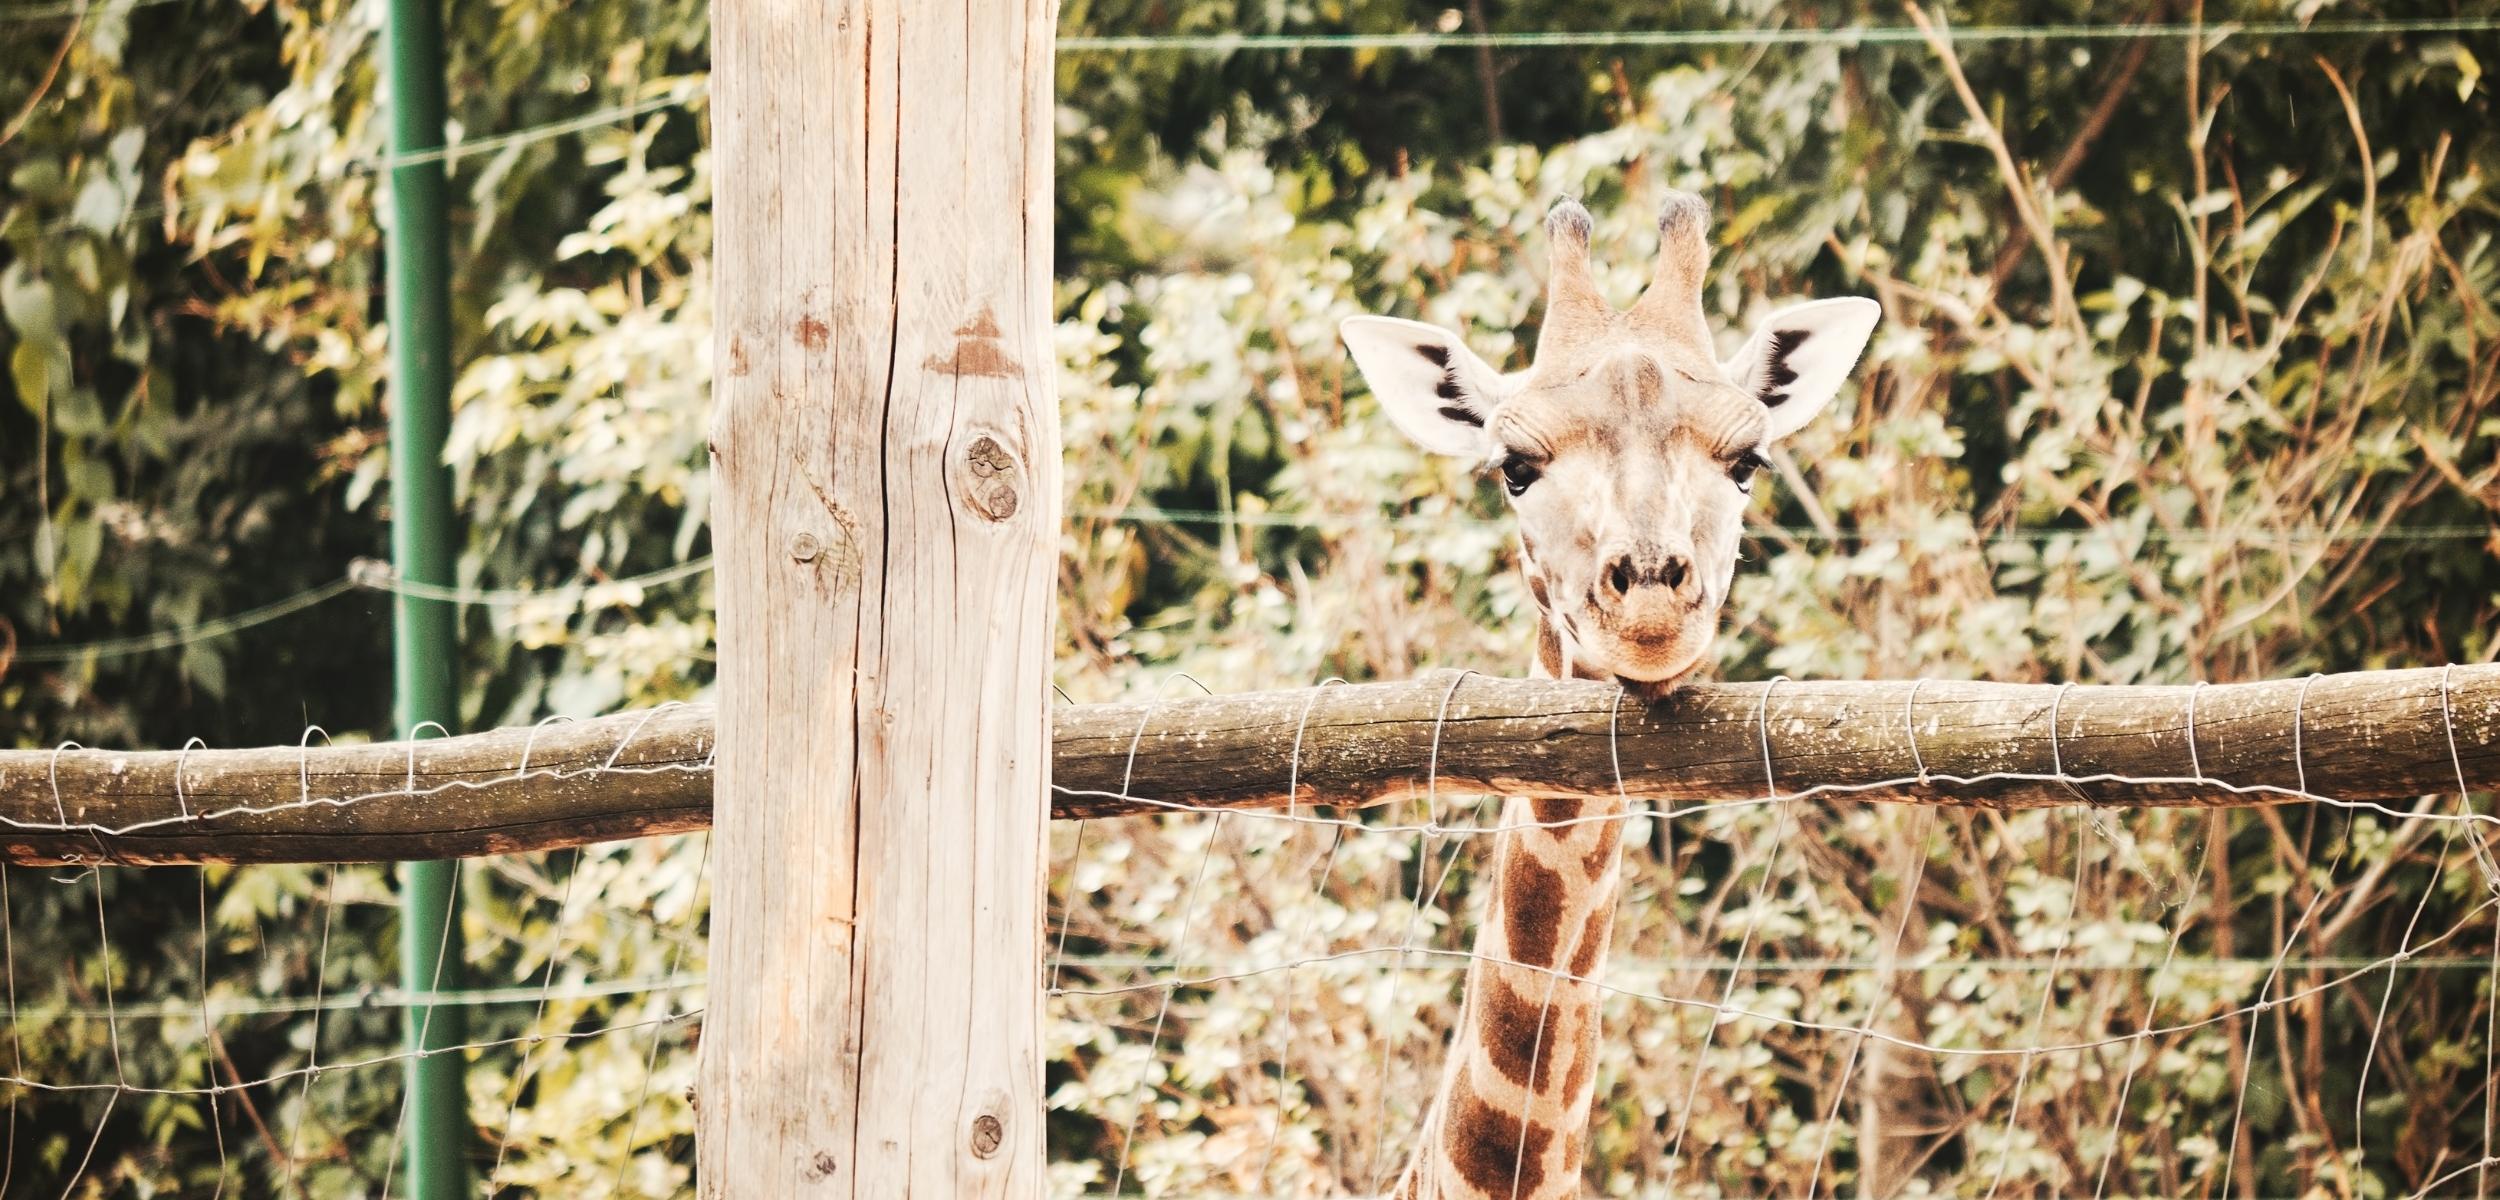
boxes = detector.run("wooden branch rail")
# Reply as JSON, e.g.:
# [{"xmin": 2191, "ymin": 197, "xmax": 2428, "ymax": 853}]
[
  {"xmin": 0, "ymin": 706, "xmax": 718, "ymax": 865},
  {"xmin": 2, "ymin": 664, "xmax": 2495, "ymax": 865}
]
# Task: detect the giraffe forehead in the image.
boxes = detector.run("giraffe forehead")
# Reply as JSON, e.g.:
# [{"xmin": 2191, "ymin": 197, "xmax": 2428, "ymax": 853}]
[{"xmin": 1501, "ymin": 365, "xmax": 1767, "ymax": 460}]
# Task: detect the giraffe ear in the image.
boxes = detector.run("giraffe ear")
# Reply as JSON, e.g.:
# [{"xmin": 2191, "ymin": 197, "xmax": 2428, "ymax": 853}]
[
  {"xmin": 1723, "ymin": 297, "xmax": 1881, "ymax": 443},
  {"xmin": 1341, "ymin": 316, "xmax": 1507, "ymax": 458}
]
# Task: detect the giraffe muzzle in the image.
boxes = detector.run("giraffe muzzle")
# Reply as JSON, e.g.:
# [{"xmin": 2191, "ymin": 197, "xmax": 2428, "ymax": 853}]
[{"xmin": 1581, "ymin": 558, "xmax": 1718, "ymax": 683}]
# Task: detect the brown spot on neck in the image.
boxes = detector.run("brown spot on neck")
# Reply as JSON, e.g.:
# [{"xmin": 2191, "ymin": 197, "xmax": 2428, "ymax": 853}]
[
  {"xmin": 1579, "ymin": 818, "xmax": 1621, "ymax": 879},
  {"xmin": 1536, "ymin": 622, "xmax": 1565, "ymax": 679},
  {"xmin": 1443, "ymin": 1085, "xmax": 1553, "ymax": 1197},
  {"xmin": 1567, "ymin": 900, "xmax": 1611, "ymax": 979},
  {"xmin": 1500, "ymin": 851, "xmax": 1567, "ymax": 968},
  {"xmin": 1479, "ymin": 973, "xmax": 1568, "ymax": 1092},
  {"xmin": 1560, "ymin": 1048, "xmax": 1595, "ymax": 1125}
]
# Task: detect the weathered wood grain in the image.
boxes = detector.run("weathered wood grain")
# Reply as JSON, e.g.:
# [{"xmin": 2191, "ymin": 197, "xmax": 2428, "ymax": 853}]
[
  {"xmin": 5, "ymin": 664, "xmax": 2494, "ymax": 866},
  {"xmin": 1051, "ymin": 664, "xmax": 2500, "ymax": 817},
  {"xmin": 697, "ymin": 0, "xmax": 1057, "ymax": 1189}
]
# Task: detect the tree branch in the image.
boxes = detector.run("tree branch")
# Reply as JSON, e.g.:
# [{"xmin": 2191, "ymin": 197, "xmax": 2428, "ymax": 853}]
[{"xmin": 1985, "ymin": 5, "xmax": 2164, "ymax": 293}]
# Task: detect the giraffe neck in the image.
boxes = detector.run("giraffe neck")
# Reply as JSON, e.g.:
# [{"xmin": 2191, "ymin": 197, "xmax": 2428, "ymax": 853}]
[{"xmin": 1397, "ymin": 613, "xmax": 1628, "ymax": 1200}]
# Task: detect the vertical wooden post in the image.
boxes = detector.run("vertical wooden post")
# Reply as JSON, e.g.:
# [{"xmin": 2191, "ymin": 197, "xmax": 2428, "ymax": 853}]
[{"xmin": 701, "ymin": 0, "xmax": 1057, "ymax": 1190}]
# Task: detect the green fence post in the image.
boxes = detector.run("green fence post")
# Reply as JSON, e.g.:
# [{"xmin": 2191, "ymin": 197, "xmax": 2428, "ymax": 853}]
[{"xmin": 384, "ymin": 0, "xmax": 469, "ymax": 1189}]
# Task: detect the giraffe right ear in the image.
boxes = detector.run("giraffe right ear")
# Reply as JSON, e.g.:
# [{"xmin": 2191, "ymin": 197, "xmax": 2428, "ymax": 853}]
[
  {"xmin": 1722, "ymin": 297, "xmax": 1882, "ymax": 443},
  {"xmin": 1340, "ymin": 316, "xmax": 1507, "ymax": 458}
]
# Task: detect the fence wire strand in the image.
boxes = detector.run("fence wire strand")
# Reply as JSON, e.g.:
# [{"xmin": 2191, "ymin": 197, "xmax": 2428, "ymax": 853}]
[{"xmin": 17, "ymin": 508, "xmax": 2493, "ymax": 666}]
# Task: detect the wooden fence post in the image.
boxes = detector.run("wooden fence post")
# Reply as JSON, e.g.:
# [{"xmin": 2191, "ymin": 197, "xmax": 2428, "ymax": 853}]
[{"xmin": 700, "ymin": 0, "xmax": 1057, "ymax": 1191}]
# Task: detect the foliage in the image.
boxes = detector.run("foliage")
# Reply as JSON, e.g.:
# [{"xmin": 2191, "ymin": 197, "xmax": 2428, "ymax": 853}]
[
  {"xmin": 1, "ymin": 0, "xmax": 2496, "ymax": 1193},
  {"xmin": 1, "ymin": 0, "xmax": 715, "ymax": 1190},
  {"xmin": 1045, "ymin": 4, "xmax": 2500, "ymax": 1196}
]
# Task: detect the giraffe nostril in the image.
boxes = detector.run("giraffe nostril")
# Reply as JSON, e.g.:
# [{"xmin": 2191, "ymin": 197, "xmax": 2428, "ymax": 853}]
[
  {"xmin": 1605, "ymin": 557, "xmax": 1635, "ymax": 597},
  {"xmin": 1660, "ymin": 555, "xmax": 1689, "ymax": 591}
]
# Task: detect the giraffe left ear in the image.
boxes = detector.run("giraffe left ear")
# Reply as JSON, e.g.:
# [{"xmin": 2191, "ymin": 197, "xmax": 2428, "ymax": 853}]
[
  {"xmin": 1723, "ymin": 297, "xmax": 1881, "ymax": 443},
  {"xmin": 1340, "ymin": 316, "xmax": 1509, "ymax": 458}
]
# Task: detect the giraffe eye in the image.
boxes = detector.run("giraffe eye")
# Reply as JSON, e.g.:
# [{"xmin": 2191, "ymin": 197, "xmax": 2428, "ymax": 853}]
[
  {"xmin": 1498, "ymin": 455, "xmax": 1541, "ymax": 496},
  {"xmin": 1729, "ymin": 450, "xmax": 1769, "ymax": 492}
]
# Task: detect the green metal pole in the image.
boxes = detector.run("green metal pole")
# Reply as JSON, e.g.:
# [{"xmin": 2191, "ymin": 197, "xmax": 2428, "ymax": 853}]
[{"xmin": 384, "ymin": 0, "xmax": 469, "ymax": 1190}]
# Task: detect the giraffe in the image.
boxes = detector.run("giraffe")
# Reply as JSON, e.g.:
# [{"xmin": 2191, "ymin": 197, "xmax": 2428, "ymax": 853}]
[{"xmin": 1338, "ymin": 191, "xmax": 1881, "ymax": 1199}]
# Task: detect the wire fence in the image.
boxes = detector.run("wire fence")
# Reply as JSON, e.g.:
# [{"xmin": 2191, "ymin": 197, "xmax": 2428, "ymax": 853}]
[
  {"xmin": 7, "ymin": 557, "xmax": 712, "ymax": 664},
  {"xmin": 9, "ymin": 665, "xmax": 2496, "ymax": 1195},
  {"xmin": 9, "ymin": 0, "xmax": 2492, "ymax": 675},
  {"xmin": 16, "ymin": 502, "xmax": 2495, "ymax": 664},
  {"xmin": 17, "ymin": 8, "xmax": 2500, "ymax": 240},
  {"xmin": 1057, "ymin": 16, "xmax": 2500, "ymax": 53},
  {"xmin": 0, "ymin": 710, "xmax": 714, "ymax": 1194},
  {"xmin": 9, "ymin": 2, "xmax": 2498, "ymax": 1196},
  {"xmin": 1041, "ymin": 669, "xmax": 2500, "ymax": 1198},
  {"xmin": 12, "ymin": 0, "xmax": 2500, "ymax": 42}
]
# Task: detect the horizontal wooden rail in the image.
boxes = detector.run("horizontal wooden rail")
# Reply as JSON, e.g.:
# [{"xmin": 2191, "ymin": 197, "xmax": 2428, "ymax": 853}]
[
  {"xmin": 0, "ymin": 706, "xmax": 719, "ymax": 865},
  {"xmin": 2, "ymin": 664, "xmax": 2495, "ymax": 865}
]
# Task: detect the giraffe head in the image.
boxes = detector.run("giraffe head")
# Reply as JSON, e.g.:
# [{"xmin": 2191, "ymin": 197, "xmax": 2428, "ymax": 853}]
[{"xmin": 1342, "ymin": 193, "xmax": 1880, "ymax": 687}]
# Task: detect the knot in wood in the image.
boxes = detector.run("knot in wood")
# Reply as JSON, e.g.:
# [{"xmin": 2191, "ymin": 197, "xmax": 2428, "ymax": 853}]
[
  {"xmin": 970, "ymin": 1112, "xmax": 1005, "ymax": 1158},
  {"xmin": 790, "ymin": 531, "xmax": 823, "ymax": 563},
  {"xmin": 959, "ymin": 435, "xmax": 1021, "ymax": 521}
]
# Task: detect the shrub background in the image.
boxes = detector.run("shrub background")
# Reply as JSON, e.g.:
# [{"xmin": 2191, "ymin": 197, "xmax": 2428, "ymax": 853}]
[{"xmin": 2, "ymin": 0, "xmax": 2496, "ymax": 1193}]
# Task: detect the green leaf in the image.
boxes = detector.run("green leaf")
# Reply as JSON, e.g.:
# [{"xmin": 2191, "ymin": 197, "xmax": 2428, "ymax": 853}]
[
  {"xmin": 71, "ymin": 174, "xmax": 126, "ymax": 234},
  {"xmin": 181, "ymin": 639, "xmax": 230, "ymax": 698},
  {"xmin": 61, "ymin": 443, "xmax": 113, "ymax": 500},
  {"xmin": 51, "ymin": 383, "xmax": 106, "ymax": 436},
  {"xmin": 9, "ymin": 340, "xmax": 49, "ymax": 418},
  {"xmin": 7, "ymin": 157, "xmax": 63, "ymax": 200},
  {"xmin": 0, "ymin": 264, "xmax": 57, "ymax": 337}
]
